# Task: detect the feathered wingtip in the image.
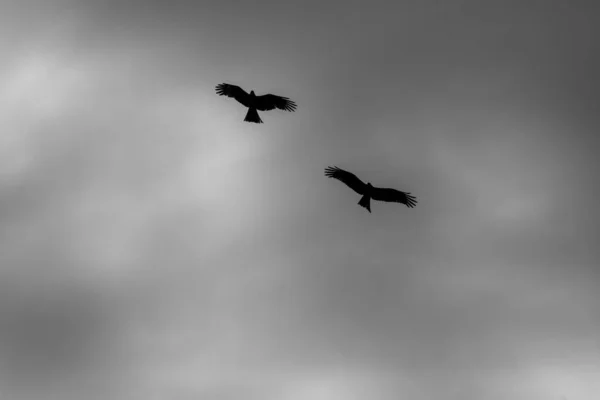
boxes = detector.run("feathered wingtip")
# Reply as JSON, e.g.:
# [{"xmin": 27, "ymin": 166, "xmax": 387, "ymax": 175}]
[
  {"xmin": 280, "ymin": 97, "xmax": 298, "ymax": 112},
  {"xmin": 215, "ymin": 83, "xmax": 227, "ymax": 96},
  {"xmin": 324, "ymin": 166, "xmax": 340, "ymax": 177},
  {"xmin": 404, "ymin": 193, "xmax": 418, "ymax": 208}
]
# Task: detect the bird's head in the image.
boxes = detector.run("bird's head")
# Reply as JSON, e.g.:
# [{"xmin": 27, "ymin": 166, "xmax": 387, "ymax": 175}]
[
  {"xmin": 366, "ymin": 182, "xmax": 374, "ymax": 191},
  {"xmin": 250, "ymin": 90, "xmax": 256, "ymax": 96}
]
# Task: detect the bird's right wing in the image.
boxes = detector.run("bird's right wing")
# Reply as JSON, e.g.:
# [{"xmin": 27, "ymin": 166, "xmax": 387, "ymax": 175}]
[
  {"xmin": 371, "ymin": 187, "xmax": 418, "ymax": 208},
  {"xmin": 254, "ymin": 94, "xmax": 297, "ymax": 112},
  {"xmin": 324, "ymin": 166, "xmax": 367, "ymax": 195},
  {"xmin": 215, "ymin": 83, "xmax": 252, "ymax": 107}
]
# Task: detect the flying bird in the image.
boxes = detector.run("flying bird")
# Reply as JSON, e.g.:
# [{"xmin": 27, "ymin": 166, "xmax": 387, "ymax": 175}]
[
  {"xmin": 215, "ymin": 83, "xmax": 297, "ymax": 123},
  {"xmin": 324, "ymin": 166, "xmax": 417, "ymax": 213}
]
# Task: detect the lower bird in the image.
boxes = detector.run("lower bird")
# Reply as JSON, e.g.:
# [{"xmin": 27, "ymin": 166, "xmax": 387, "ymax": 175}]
[
  {"xmin": 324, "ymin": 166, "xmax": 417, "ymax": 213},
  {"xmin": 215, "ymin": 83, "xmax": 297, "ymax": 123}
]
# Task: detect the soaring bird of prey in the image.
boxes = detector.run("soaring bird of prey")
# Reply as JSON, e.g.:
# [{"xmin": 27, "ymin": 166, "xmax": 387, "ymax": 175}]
[
  {"xmin": 215, "ymin": 83, "xmax": 297, "ymax": 124},
  {"xmin": 324, "ymin": 166, "xmax": 417, "ymax": 213}
]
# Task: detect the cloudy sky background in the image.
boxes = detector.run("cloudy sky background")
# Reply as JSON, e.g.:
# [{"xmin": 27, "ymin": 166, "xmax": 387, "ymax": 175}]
[{"xmin": 1, "ymin": 1, "xmax": 599, "ymax": 399}]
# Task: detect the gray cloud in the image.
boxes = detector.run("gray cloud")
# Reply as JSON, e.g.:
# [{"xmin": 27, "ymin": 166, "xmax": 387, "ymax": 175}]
[{"xmin": 1, "ymin": 1, "xmax": 599, "ymax": 399}]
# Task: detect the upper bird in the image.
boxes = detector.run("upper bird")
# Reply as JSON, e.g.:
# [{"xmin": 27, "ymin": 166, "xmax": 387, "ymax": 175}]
[
  {"xmin": 215, "ymin": 83, "xmax": 297, "ymax": 124},
  {"xmin": 324, "ymin": 166, "xmax": 417, "ymax": 213}
]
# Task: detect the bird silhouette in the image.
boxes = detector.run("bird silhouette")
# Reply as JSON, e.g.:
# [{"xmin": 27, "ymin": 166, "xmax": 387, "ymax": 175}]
[
  {"xmin": 215, "ymin": 83, "xmax": 297, "ymax": 123},
  {"xmin": 324, "ymin": 166, "xmax": 417, "ymax": 213}
]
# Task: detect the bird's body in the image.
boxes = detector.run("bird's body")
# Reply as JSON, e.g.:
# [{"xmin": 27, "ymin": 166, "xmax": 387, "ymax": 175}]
[
  {"xmin": 324, "ymin": 166, "xmax": 417, "ymax": 213},
  {"xmin": 215, "ymin": 83, "xmax": 297, "ymax": 123}
]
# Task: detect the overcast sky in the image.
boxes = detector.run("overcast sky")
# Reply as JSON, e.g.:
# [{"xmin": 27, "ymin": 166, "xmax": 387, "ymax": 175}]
[{"xmin": 1, "ymin": 1, "xmax": 599, "ymax": 399}]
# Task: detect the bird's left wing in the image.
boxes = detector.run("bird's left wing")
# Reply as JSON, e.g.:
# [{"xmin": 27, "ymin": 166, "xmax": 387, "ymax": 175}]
[
  {"xmin": 255, "ymin": 94, "xmax": 297, "ymax": 112},
  {"xmin": 215, "ymin": 83, "xmax": 252, "ymax": 107},
  {"xmin": 371, "ymin": 187, "xmax": 418, "ymax": 208},
  {"xmin": 324, "ymin": 166, "xmax": 367, "ymax": 195}
]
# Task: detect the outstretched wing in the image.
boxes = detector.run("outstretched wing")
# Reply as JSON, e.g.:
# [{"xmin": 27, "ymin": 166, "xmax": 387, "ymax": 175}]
[
  {"xmin": 371, "ymin": 187, "xmax": 418, "ymax": 208},
  {"xmin": 215, "ymin": 83, "xmax": 252, "ymax": 108},
  {"xmin": 255, "ymin": 94, "xmax": 297, "ymax": 112},
  {"xmin": 324, "ymin": 166, "xmax": 367, "ymax": 195}
]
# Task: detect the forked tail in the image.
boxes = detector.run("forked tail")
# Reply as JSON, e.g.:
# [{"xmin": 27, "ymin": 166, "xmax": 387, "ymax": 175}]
[
  {"xmin": 358, "ymin": 195, "xmax": 371, "ymax": 213},
  {"xmin": 244, "ymin": 107, "xmax": 263, "ymax": 123}
]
